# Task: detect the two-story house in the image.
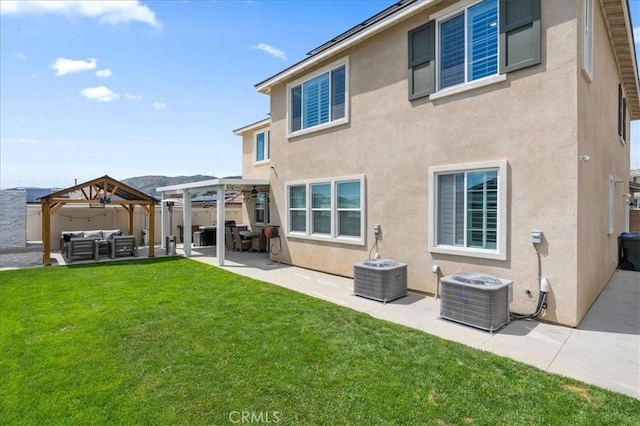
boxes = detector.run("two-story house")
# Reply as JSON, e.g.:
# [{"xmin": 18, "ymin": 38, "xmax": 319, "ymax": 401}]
[{"xmin": 234, "ymin": 0, "xmax": 638, "ymax": 327}]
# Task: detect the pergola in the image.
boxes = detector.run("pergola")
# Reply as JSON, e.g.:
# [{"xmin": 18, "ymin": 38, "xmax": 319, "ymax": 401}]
[
  {"xmin": 40, "ymin": 175, "xmax": 158, "ymax": 265},
  {"xmin": 156, "ymin": 178, "xmax": 270, "ymax": 266}
]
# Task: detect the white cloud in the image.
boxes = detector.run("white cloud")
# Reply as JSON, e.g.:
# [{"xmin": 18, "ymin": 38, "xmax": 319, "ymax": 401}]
[
  {"xmin": 251, "ymin": 43, "xmax": 287, "ymax": 61},
  {"xmin": 51, "ymin": 57, "xmax": 97, "ymax": 76},
  {"xmin": 125, "ymin": 93, "xmax": 142, "ymax": 101},
  {"xmin": 96, "ymin": 68, "xmax": 112, "ymax": 77},
  {"xmin": 80, "ymin": 86, "xmax": 119, "ymax": 102},
  {"xmin": 634, "ymin": 26, "xmax": 640, "ymax": 44},
  {"xmin": 0, "ymin": 1, "xmax": 161, "ymax": 29},
  {"xmin": 152, "ymin": 102, "xmax": 167, "ymax": 110},
  {"xmin": 10, "ymin": 138, "xmax": 37, "ymax": 144},
  {"xmin": 16, "ymin": 52, "xmax": 27, "ymax": 60}
]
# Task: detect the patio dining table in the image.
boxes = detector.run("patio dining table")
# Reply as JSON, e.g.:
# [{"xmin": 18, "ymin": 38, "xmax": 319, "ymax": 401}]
[{"xmin": 199, "ymin": 225, "xmax": 217, "ymax": 245}]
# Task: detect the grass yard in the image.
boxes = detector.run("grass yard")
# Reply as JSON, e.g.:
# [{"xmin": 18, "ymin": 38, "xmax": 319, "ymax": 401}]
[{"xmin": 1, "ymin": 258, "xmax": 639, "ymax": 425}]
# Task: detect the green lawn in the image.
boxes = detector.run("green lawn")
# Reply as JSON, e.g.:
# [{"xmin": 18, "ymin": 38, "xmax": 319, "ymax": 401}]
[{"xmin": 1, "ymin": 258, "xmax": 638, "ymax": 425}]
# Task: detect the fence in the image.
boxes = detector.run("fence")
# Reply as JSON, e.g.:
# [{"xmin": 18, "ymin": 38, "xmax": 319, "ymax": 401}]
[{"xmin": 26, "ymin": 203, "xmax": 243, "ymax": 250}]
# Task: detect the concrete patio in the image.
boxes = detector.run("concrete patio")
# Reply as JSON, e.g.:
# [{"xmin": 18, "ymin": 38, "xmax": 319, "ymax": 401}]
[{"xmin": 29, "ymin": 244, "xmax": 640, "ymax": 399}]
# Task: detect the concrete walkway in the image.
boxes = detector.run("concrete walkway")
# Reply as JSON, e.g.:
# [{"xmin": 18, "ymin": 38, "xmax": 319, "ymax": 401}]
[
  {"xmin": 37, "ymin": 244, "xmax": 640, "ymax": 399},
  {"xmin": 184, "ymin": 246, "xmax": 639, "ymax": 399}
]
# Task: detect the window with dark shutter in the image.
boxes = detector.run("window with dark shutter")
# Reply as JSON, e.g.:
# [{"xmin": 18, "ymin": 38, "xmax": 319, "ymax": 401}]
[
  {"xmin": 499, "ymin": 0, "xmax": 541, "ymax": 73},
  {"xmin": 408, "ymin": 20, "xmax": 435, "ymax": 99}
]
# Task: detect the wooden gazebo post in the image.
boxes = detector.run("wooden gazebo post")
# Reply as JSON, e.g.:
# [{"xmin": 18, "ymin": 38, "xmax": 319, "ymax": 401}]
[
  {"xmin": 149, "ymin": 203, "xmax": 155, "ymax": 257},
  {"xmin": 42, "ymin": 199, "xmax": 51, "ymax": 266}
]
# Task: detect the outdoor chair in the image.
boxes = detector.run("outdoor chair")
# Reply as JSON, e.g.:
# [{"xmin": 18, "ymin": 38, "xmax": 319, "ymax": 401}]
[
  {"xmin": 251, "ymin": 229, "xmax": 267, "ymax": 252},
  {"xmin": 110, "ymin": 236, "xmax": 138, "ymax": 259},
  {"xmin": 65, "ymin": 238, "xmax": 97, "ymax": 263},
  {"xmin": 225, "ymin": 226, "xmax": 234, "ymax": 250},
  {"xmin": 231, "ymin": 227, "xmax": 251, "ymax": 252}
]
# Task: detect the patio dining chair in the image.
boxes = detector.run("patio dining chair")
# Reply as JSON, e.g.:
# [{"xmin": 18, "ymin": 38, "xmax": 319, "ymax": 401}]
[
  {"xmin": 225, "ymin": 226, "xmax": 234, "ymax": 250},
  {"xmin": 231, "ymin": 227, "xmax": 251, "ymax": 252},
  {"xmin": 251, "ymin": 229, "xmax": 267, "ymax": 252}
]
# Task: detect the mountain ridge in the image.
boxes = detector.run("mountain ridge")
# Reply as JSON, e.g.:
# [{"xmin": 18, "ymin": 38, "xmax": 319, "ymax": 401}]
[{"xmin": 121, "ymin": 175, "xmax": 217, "ymax": 196}]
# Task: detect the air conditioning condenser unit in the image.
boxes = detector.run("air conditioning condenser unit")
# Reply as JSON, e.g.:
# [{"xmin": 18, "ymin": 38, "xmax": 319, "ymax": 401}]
[
  {"xmin": 440, "ymin": 273, "xmax": 512, "ymax": 332},
  {"xmin": 353, "ymin": 259, "xmax": 407, "ymax": 303}
]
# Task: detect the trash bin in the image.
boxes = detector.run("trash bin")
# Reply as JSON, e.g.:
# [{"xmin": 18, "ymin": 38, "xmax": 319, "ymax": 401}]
[
  {"xmin": 618, "ymin": 232, "xmax": 640, "ymax": 271},
  {"xmin": 165, "ymin": 235, "xmax": 177, "ymax": 255},
  {"xmin": 141, "ymin": 229, "xmax": 148, "ymax": 246}
]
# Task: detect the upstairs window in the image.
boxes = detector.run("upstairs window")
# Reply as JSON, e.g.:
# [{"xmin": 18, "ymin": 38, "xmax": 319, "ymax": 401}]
[
  {"xmin": 288, "ymin": 59, "xmax": 347, "ymax": 135},
  {"xmin": 409, "ymin": 0, "xmax": 541, "ymax": 99},
  {"xmin": 582, "ymin": 0, "xmax": 593, "ymax": 80},
  {"xmin": 438, "ymin": 0, "xmax": 498, "ymax": 90},
  {"xmin": 254, "ymin": 129, "xmax": 270, "ymax": 163}
]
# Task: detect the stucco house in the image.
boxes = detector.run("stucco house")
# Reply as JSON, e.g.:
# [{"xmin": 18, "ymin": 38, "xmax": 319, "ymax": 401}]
[{"xmin": 234, "ymin": 0, "xmax": 639, "ymax": 327}]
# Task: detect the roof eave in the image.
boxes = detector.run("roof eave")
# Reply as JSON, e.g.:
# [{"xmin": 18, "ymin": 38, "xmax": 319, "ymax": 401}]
[
  {"xmin": 601, "ymin": 0, "xmax": 640, "ymax": 119},
  {"xmin": 255, "ymin": 0, "xmax": 440, "ymax": 94},
  {"xmin": 232, "ymin": 118, "xmax": 271, "ymax": 136},
  {"xmin": 156, "ymin": 178, "xmax": 271, "ymax": 195}
]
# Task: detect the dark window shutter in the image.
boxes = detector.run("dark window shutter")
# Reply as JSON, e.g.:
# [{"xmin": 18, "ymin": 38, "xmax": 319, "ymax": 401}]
[
  {"xmin": 618, "ymin": 85, "xmax": 623, "ymax": 138},
  {"xmin": 499, "ymin": 0, "xmax": 541, "ymax": 73},
  {"xmin": 619, "ymin": 84, "xmax": 627, "ymax": 141},
  {"xmin": 291, "ymin": 85, "xmax": 302, "ymax": 133},
  {"xmin": 408, "ymin": 21, "xmax": 435, "ymax": 100},
  {"xmin": 623, "ymin": 98, "xmax": 627, "ymax": 141}
]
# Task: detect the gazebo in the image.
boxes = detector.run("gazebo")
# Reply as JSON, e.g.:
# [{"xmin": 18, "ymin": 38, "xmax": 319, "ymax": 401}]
[{"xmin": 40, "ymin": 175, "xmax": 158, "ymax": 265}]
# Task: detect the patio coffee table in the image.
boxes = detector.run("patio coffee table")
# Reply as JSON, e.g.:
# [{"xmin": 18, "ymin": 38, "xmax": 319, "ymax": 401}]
[{"xmin": 94, "ymin": 240, "xmax": 110, "ymax": 259}]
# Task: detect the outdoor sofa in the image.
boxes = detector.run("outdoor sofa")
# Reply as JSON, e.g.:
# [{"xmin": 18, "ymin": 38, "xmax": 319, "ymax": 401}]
[
  {"xmin": 60, "ymin": 229, "xmax": 123, "ymax": 254},
  {"xmin": 61, "ymin": 229, "xmax": 136, "ymax": 263}
]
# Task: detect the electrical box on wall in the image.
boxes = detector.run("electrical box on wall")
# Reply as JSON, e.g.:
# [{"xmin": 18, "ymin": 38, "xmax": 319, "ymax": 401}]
[
  {"xmin": 531, "ymin": 230, "xmax": 542, "ymax": 244},
  {"xmin": 373, "ymin": 224, "xmax": 381, "ymax": 235}
]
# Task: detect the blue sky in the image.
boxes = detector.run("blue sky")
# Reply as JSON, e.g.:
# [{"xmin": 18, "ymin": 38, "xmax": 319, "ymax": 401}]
[{"xmin": 1, "ymin": 0, "xmax": 639, "ymax": 189}]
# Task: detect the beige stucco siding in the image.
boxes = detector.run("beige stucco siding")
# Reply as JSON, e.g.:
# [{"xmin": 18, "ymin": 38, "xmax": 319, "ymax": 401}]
[
  {"xmin": 228, "ymin": 0, "xmax": 640, "ymax": 331},
  {"xmin": 261, "ymin": 1, "xmax": 590, "ymax": 325},
  {"xmin": 575, "ymin": 0, "xmax": 631, "ymax": 322}
]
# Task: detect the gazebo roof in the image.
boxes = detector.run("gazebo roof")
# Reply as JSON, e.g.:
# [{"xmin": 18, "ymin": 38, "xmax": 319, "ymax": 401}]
[{"xmin": 40, "ymin": 175, "xmax": 158, "ymax": 205}]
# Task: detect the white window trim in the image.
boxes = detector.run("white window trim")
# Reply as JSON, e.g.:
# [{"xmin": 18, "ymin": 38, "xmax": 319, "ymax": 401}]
[
  {"xmin": 429, "ymin": 0, "xmax": 485, "ymax": 21},
  {"xmin": 429, "ymin": 160, "xmax": 508, "ymax": 260},
  {"xmin": 286, "ymin": 57, "xmax": 349, "ymax": 139},
  {"xmin": 253, "ymin": 128, "xmax": 270, "ymax": 165},
  {"xmin": 432, "ymin": 0, "xmax": 500, "ymax": 95},
  {"xmin": 581, "ymin": 0, "xmax": 594, "ymax": 82},
  {"xmin": 429, "ymin": 74, "xmax": 506, "ymax": 100},
  {"xmin": 285, "ymin": 174, "xmax": 365, "ymax": 246},
  {"xmin": 608, "ymin": 175, "xmax": 615, "ymax": 235}
]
